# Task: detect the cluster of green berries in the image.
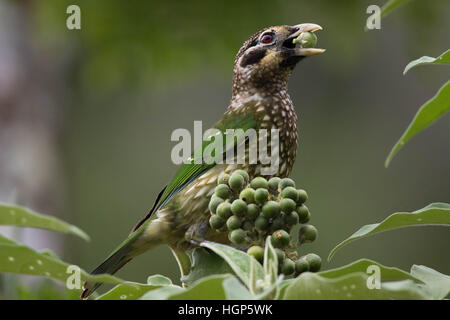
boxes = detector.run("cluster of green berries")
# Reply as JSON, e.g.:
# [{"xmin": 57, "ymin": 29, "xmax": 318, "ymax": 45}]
[{"xmin": 208, "ymin": 169, "xmax": 321, "ymax": 277}]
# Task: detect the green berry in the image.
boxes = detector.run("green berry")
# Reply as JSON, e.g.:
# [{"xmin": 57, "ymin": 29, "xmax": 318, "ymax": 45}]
[
  {"xmin": 226, "ymin": 215, "xmax": 242, "ymax": 230},
  {"xmin": 215, "ymin": 184, "xmax": 231, "ymax": 199},
  {"xmin": 242, "ymin": 220, "xmax": 253, "ymax": 231},
  {"xmin": 250, "ymin": 177, "xmax": 269, "ymax": 189},
  {"xmin": 234, "ymin": 169, "xmax": 249, "ymax": 183},
  {"xmin": 229, "ymin": 172, "xmax": 245, "ymax": 191},
  {"xmin": 285, "ymin": 211, "xmax": 299, "ymax": 226},
  {"xmin": 254, "ymin": 188, "xmax": 269, "ymax": 204},
  {"xmin": 304, "ymin": 253, "xmax": 321, "ymax": 272},
  {"xmin": 255, "ymin": 216, "xmax": 269, "ymax": 231},
  {"xmin": 281, "ymin": 186, "xmax": 298, "ymax": 201},
  {"xmin": 274, "ymin": 248, "xmax": 285, "ymax": 264},
  {"xmin": 217, "ymin": 202, "xmax": 232, "ymax": 219},
  {"xmin": 247, "ymin": 204, "xmax": 260, "ymax": 220},
  {"xmin": 231, "ymin": 199, "xmax": 247, "ymax": 217},
  {"xmin": 218, "ymin": 173, "xmax": 230, "ymax": 185},
  {"xmin": 247, "ymin": 246, "xmax": 264, "ymax": 263},
  {"xmin": 297, "ymin": 205, "xmax": 310, "ymax": 224},
  {"xmin": 295, "ymin": 257, "xmax": 309, "ymax": 275},
  {"xmin": 268, "ymin": 177, "xmax": 281, "ymax": 193},
  {"xmin": 271, "ymin": 216, "xmax": 285, "ymax": 232},
  {"xmin": 262, "ymin": 201, "xmax": 281, "ymax": 219},
  {"xmin": 297, "ymin": 189, "xmax": 308, "ymax": 204},
  {"xmin": 209, "ymin": 215, "xmax": 225, "ymax": 229},
  {"xmin": 239, "ymin": 188, "xmax": 255, "ymax": 204},
  {"xmin": 271, "ymin": 229, "xmax": 290, "ymax": 248},
  {"xmin": 281, "ymin": 258, "xmax": 295, "ymax": 275},
  {"xmin": 208, "ymin": 196, "xmax": 224, "ymax": 214},
  {"xmin": 294, "ymin": 31, "xmax": 317, "ymax": 48},
  {"xmin": 280, "ymin": 198, "xmax": 296, "ymax": 214},
  {"xmin": 279, "ymin": 178, "xmax": 295, "ymax": 190},
  {"xmin": 229, "ymin": 229, "xmax": 246, "ymax": 245},
  {"xmin": 299, "ymin": 225, "xmax": 318, "ymax": 244}
]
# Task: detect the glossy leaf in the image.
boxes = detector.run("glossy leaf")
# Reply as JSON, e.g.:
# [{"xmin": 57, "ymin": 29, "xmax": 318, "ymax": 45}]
[
  {"xmin": 385, "ymin": 81, "xmax": 450, "ymax": 167},
  {"xmin": 169, "ymin": 275, "xmax": 231, "ymax": 300},
  {"xmin": 283, "ymin": 272, "xmax": 429, "ymax": 300},
  {"xmin": 411, "ymin": 265, "xmax": 450, "ymax": 300},
  {"xmin": 404, "ymin": 50, "xmax": 450, "ymax": 74},
  {"xmin": 200, "ymin": 242, "xmax": 264, "ymax": 287},
  {"xmin": 329, "ymin": 203, "xmax": 450, "ymax": 260},
  {"xmin": 0, "ymin": 203, "xmax": 89, "ymax": 241}
]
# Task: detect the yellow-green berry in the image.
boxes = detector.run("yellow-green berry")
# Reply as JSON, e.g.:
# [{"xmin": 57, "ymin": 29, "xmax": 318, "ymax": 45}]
[
  {"xmin": 297, "ymin": 205, "xmax": 310, "ymax": 224},
  {"xmin": 247, "ymin": 204, "xmax": 260, "ymax": 220},
  {"xmin": 280, "ymin": 198, "xmax": 296, "ymax": 214},
  {"xmin": 234, "ymin": 169, "xmax": 249, "ymax": 183},
  {"xmin": 279, "ymin": 178, "xmax": 295, "ymax": 189},
  {"xmin": 250, "ymin": 177, "xmax": 269, "ymax": 189},
  {"xmin": 297, "ymin": 189, "xmax": 308, "ymax": 204},
  {"xmin": 268, "ymin": 177, "xmax": 281, "ymax": 193},
  {"xmin": 294, "ymin": 31, "xmax": 317, "ymax": 48},
  {"xmin": 231, "ymin": 199, "xmax": 247, "ymax": 217},
  {"xmin": 218, "ymin": 173, "xmax": 230, "ymax": 185},
  {"xmin": 281, "ymin": 186, "xmax": 298, "ymax": 201},
  {"xmin": 304, "ymin": 253, "xmax": 321, "ymax": 272},
  {"xmin": 262, "ymin": 201, "xmax": 281, "ymax": 219},
  {"xmin": 239, "ymin": 188, "xmax": 255, "ymax": 204},
  {"xmin": 295, "ymin": 257, "xmax": 309, "ymax": 275},
  {"xmin": 271, "ymin": 229, "xmax": 290, "ymax": 248},
  {"xmin": 247, "ymin": 245, "xmax": 264, "ymax": 263},
  {"xmin": 229, "ymin": 172, "xmax": 245, "ymax": 191},
  {"xmin": 285, "ymin": 211, "xmax": 299, "ymax": 226},
  {"xmin": 229, "ymin": 229, "xmax": 246, "ymax": 245},
  {"xmin": 208, "ymin": 196, "xmax": 224, "ymax": 214},
  {"xmin": 217, "ymin": 202, "xmax": 232, "ymax": 219},
  {"xmin": 255, "ymin": 215, "xmax": 269, "ymax": 231},
  {"xmin": 209, "ymin": 215, "xmax": 225, "ymax": 230},
  {"xmin": 299, "ymin": 225, "xmax": 318, "ymax": 244},
  {"xmin": 281, "ymin": 258, "xmax": 295, "ymax": 275},
  {"xmin": 215, "ymin": 184, "xmax": 231, "ymax": 199},
  {"xmin": 254, "ymin": 188, "xmax": 269, "ymax": 204},
  {"xmin": 226, "ymin": 215, "xmax": 242, "ymax": 230}
]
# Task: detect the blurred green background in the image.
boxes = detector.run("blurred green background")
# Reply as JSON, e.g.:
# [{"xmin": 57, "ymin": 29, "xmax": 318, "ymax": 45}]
[{"xmin": 0, "ymin": 0, "xmax": 449, "ymax": 298}]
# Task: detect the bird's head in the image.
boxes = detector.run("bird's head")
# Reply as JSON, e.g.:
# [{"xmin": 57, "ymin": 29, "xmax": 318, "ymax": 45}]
[{"xmin": 232, "ymin": 23, "xmax": 324, "ymax": 98}]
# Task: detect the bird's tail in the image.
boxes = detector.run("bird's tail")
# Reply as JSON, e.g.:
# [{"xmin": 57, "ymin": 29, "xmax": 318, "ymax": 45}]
[{"xmin": 80, "ymin": 232, "xmax": 141, "ymax": 299}]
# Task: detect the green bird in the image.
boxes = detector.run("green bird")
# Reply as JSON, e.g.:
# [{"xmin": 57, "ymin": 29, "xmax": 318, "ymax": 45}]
[{"xmin": 81, "ymin": 23, "xmax": 324, "ymax": 298}]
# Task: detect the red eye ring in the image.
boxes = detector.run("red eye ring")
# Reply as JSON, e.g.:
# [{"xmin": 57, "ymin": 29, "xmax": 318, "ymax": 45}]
[{"xmin": 260, "ymin": 33, "xmax": 274, "ymax": 44}]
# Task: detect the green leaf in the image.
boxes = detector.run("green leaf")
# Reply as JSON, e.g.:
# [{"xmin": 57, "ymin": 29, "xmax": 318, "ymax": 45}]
[
  {"xmin": 283, "ymin": 272, "xmax": 429, "ymax": 300},
  {"xmin": 169, "ymin": 275, "xmax": 231, "ymax": 300},
  {"xmin": 404, "ymin": 50, "xmax": 450, "ymax": 74},
  {"xmin": 147, "ymin": 274, "xmax": 173, "ymax": 286},
  {"xmin": 381, "ymin": 0, "xmax": 413, "ymax": 18},
  {"xmin": 385, "ymin": 81, "xmax": 450, "ymax": 167},
  {"xmin": 139, "ymin": 286, "xmax": 185, "ymax": 300},
  {"xmin": 411, "ymin": 265, "xmax": 450, "ymax": 300},
  {"xmin": 200, "ymin": 242, "xmax": 265, "ymax": 288},
  {"xmin": 328, "ymin": 203, "xmax": 450, "ymax": 261},
  {"xmin": 182, "ymin": 248, "xmax": 234, "ymax": 286},
  {"xmin": 0, "ymin": 203, "xmax": 89, "ymax": 241},
  {"xmin": 319, "ymin": 259, "xmax": 422, "ymax": 282},
  {"xmin": 223, "ymin": 277, "xmax": 254, "ymax": 299},
  {"xmin": 97, "ymin": 275, "xmax": 173, "ymax": 300},
  {"xmin": 0, "ymin": 234, "xmax": 123, "ymax": 287}
]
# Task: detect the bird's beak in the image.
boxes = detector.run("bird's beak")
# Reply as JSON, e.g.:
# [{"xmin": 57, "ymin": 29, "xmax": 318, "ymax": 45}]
[{"xmin": 285, "ymin": 23, "xmax": 325, "ymax": 57}]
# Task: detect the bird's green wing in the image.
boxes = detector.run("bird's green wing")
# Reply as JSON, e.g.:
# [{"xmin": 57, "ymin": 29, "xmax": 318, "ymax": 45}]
[{"xmin": 131, "ymin": 105, "xmax": 259, "ymax": 232}]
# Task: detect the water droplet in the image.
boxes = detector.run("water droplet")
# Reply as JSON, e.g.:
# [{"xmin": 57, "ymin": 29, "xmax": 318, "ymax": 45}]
[
  {"xmin": 44, "ymin": 272, "xmax": 51, "ymax": 276},
  {"xmin": 9, "ymin": 210, "xmax": 15, "ymax": 215},
  {"xmin": 343, "ymin": 286, "xmax": 348, "ymax": 291},
  {"xmin": 8, "ymin": 256, "xmax": 14, "ymax": 262},
  {"xmin": 36, "ymin": 259, "xmax": 43, "ymax": 265},
  {"xmin": 21, "ymin": 217, "xmax": 27, "ymax": 223},
  {"xmin": 29, "ymin": 265, "xmax": 35, "ymax": 270},
  {"xmin": 120, "ymin": 295, "xmax": 127, "ymax": 300},
  {"xmin": 350, "ymin": 284, "xmax": 356, "ymax": 290}
]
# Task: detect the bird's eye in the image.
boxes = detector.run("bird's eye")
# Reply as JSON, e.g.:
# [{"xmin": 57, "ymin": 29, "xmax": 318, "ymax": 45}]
[{"xmin": 260, "ymin": 33, "xmax": 274, "ymax": 44}]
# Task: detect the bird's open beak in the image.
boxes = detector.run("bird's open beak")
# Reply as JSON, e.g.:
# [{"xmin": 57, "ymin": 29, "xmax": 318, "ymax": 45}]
[{"xmin": 285, "ymin": 23, "xmax": 325, "ymax": 57}]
